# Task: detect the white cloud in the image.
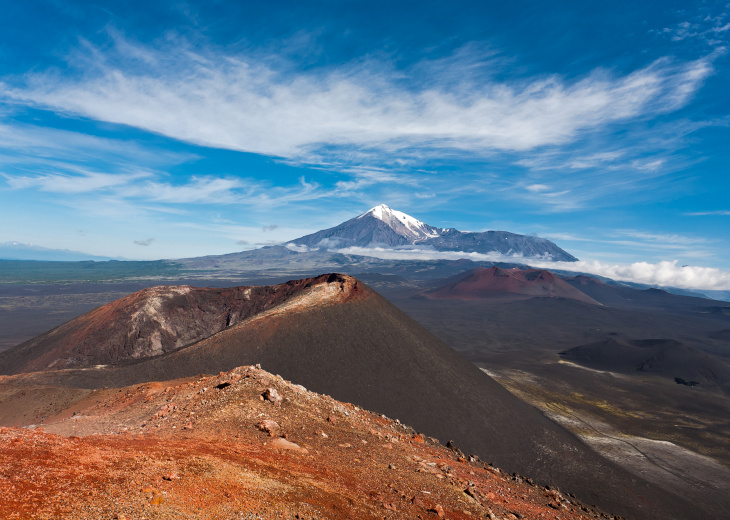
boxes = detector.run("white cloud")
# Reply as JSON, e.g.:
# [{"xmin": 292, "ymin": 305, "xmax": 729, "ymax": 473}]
[
  {"xmin": 540, "ymin": 232, "xmax": 588, "ymax": 241},
  {"xmin": 531, "ymin": 259, "xmax": 730, "ymax": 291},
  {"xmin": 564, "ymin": 151, "xmax": 625, "ymax": 169},
  {"xmin": 3, "ymin": 169, "xmax": 249, "ymax": 205},
  {"xmin": 612, "ymin": 230, "xmax": 708, "ymax": 246},
  {"xmin": 332, "ymin": 166, "xmax": 417, "ymax": 192},
  {"xmin": 0, "ymin": 38, "xmax": 714, "ymax": 163},
  {"xmin": 2, "ymin": 167, "xmax": 330, "ymax": 209},
  {"xmin": 509, "ymin": 113, "xmax": 722, "ymax": 211},
  {"xmin": 335, "ymin": 246, "xmax": 517, "ymax": 263},
  {"xmin": 536, "ymin": 229, "xmax": 714, "ymax": 257},
  {"xmin": 285, "ymin": 243, "xmax": 309, "ymax": 252},
  {"xmin": 632, "ymin": 158, "xmax": 665, "ymax": 172},
  {"xmin": 658, "ymin": 11, "xmax": 730, "ymax": 46},
  {"xmin": 4, "ymin": 170, "xmax": 152, "ymax": 193},
  {"xmin": 0, "ymin": 121, "xmax": 194, "ymax": 167},
  {"xmin": 685, "ymin": 210, "xmax": 730, "ymax": 216},
  {"xmin": 128, "ymin": 177, "xmax": 248, "ymax": 204},
  {"xmin": 603, "ymin": 240, "xmax": 710, "ymax": 252},
  {"xmin": 331, "ymin": 246, "xmax": 730, "ymax": 290}
]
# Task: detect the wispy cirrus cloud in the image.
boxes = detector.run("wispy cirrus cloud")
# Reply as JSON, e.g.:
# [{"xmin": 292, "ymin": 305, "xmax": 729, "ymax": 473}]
[
  {"xmin": 128, "ymin": 177, "xmax": 249, "ymax": 204},
  {"xmin": 547, "ymin": 229, "xmax": 712, "ymax": 251},
  {"xmin": 508, "ymin": 109, "xmax": 730, "ymax": 211},
  {"xmin": 2, "ymin": 169, "xmax": 248, "ymax": 204},
  {"xmin": 1, "ymin": 157, "xmax": 402, "ymax": 217},
  {"xmin": 536, "ymin": 229, "xmax": 718, "ymax": 265},
  {"xmin": 4, "ymin": 170, "xmax": 152, "ymax": 193},
  {"xmin": 525, "ymin": 184, "xmax": 550, "ymax": 193},
  {"xmin": 0, "ymin": 120, "xmax": 195, "ymax": 167},
  {"xmin": 1, "ymin": 36, "xmax": 715, "ymax": 163},
  {"xmin": 685, "ymin": 210, "xmax": 730, "ymax": 216},
  {"xmin": 658, "ymin": 9, "xmax": 730, "ymax": 46},
  {"xmin": 0, "ymin": 119, "xmax": 334, "ymax": 209},
  {"xmin": 608, "ymin": 230, "xmax": 710, "ymax": 250},
  {"xmin": 0, "ymin": 33, "xmax": 721, "ymax": 215}
]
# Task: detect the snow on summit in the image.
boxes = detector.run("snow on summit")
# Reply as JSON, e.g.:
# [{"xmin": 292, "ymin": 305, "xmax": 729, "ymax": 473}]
[
  {"xmin": 359, "ymin": 204, "xmax": 441, "ymax": 240},
  {"xmin": 288, "ymin": 204, "xmax": 578, "ymax": 261}
]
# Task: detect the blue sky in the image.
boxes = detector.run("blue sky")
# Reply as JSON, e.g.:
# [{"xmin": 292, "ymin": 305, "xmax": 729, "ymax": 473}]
[{"xmin": 1, "ymin": 1, "xmax": 729, "ymax": 289}]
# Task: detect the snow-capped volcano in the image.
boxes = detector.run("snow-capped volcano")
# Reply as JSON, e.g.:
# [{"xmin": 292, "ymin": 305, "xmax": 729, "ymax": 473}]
[
  {"xmin": 289, "ymin": 204, "xmax": 578, "ymax": 261},
  {"xmin": 358, "ymin": 204, "xmax": 441, "ymax": 242}
]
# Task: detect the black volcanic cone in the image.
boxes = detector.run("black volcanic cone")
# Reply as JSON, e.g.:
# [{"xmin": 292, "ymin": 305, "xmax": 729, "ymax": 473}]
[
  {"xmin": 2, "ymin": 275, "xmax": 698, "ymax": 520},
  {"xmin": 560, "ymin": 338, "xmax": 730, "ymax": 389}
]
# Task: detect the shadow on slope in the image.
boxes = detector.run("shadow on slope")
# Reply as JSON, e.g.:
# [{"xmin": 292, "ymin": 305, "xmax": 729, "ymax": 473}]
[
  {"xmin": 564, "ymin": 275, "xmax": 730, "ymax": 314},
  {"xmin": 560, "ymin": 338, "xmax": 730, "ymax": 391}
]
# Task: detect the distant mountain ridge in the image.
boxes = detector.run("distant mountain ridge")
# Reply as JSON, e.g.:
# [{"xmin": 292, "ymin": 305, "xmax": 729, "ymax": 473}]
[
  {"xmin": 290, "ymin": 204, "xmax": 578, "ymax": 262},
  {"xmin": 0, "ymin": 242, "xmax": 116, "ymax": 262},
  {"xmin": 425, "ymin": 266, "xmax": 600, "ymax": 305},
  {"xmin": 560, "ymin": 338, "xmax": 730, "ymax": 391}
]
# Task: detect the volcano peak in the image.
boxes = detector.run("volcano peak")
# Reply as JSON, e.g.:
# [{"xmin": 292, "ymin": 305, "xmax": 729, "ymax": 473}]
[{"xmin": 358, "ymin": 204, "xmax": 441, "ymax": 240}]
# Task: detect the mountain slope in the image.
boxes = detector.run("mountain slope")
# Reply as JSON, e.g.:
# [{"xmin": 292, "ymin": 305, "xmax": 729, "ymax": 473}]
[
  {"xmin": 560, "ymin": 338, "xmax": 730, "ymax": 390},
  {"xmin": 426, "ymin": 267, "xmax": 600, "ymax": 304},
  {"xmin": 0, "ymin": 365, "xmax": 612, "ymax": 520},
  {"xmin": 0, "ymin": 275, "xmax": 355, "ymax": 374},
  {"xmin": 0, "ymin": 274, "xmax": 696, "ymax": 520},
  {"xmin": 563, "ymin": 275, "xmax": 730, "ymax": 312},
  {"xmin": 0, "ymin": 242, "xmax": 115, "ymax": 262},
  {"xmin": 291, "ymin": 204, "xmax": 578, "ymax": 261}
]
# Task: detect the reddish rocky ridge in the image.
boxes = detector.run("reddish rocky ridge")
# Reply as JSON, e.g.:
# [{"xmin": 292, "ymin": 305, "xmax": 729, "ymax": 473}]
[
  {"xmin": 425, "ymin": 267, "xmax": 600, "ymax": 305},
  {"xmin": 1, "ymin": 273, "xmax": 363, "ymax": 374},
  {"xmin": 0, "ymin": 365, "xmax": 614, "ymax": 520}
]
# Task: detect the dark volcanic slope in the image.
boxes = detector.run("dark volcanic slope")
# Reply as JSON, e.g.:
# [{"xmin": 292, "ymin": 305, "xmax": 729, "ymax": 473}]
[
  {"xmin": 560, "ymin": 338, "xmax": 730, "ymax": 390},
  {"xmin": 709, "ymin": 329, "xmax": 730, "ymax": 342},
  {"xmin": 564, "ymin": 275, "xmax": 730, "ymax": 312},
  {"xmin": 0, "ymin": 275, "xmax": 344, "ymax": 374},
  {"xmin": 427, "ymin": 267, "xmax": 600, "ymax": 305},
  {"xmin": 2, "ymin": 274, "xmax": 695, "ymax": 520}
]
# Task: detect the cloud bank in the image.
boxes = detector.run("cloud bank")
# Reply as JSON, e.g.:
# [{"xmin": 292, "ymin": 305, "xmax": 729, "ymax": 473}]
[
  {"xmin": 333, "ymin": 246, "xmax": 730, "ymax": 290},
  {"xmin": 530, "ymin": 259, "xmax": 730, "ymax": 291}
]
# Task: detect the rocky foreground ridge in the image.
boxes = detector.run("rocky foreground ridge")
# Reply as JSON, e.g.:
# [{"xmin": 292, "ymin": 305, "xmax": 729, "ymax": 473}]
[{"xmin": 0, "ymin": 365, "xmax": 613, "ymax": 520}]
